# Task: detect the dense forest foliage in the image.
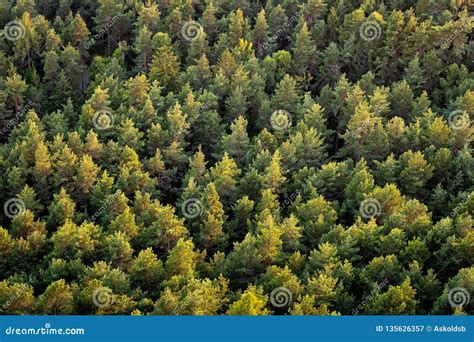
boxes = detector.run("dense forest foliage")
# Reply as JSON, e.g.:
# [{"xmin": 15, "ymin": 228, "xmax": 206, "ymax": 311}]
[{"xmin": 0, "ymin": 0, "xmax": 472, "ymax": 316}]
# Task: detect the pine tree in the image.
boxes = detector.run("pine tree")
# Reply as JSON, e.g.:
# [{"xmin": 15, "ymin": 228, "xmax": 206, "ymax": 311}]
[
  {"xmin": 342, "ymin": 159, "xmax": 375, "ymax": 217},
  {"xmin": 389, "ymin": 80, "xmax": 414, "ymax": 121},
  {"xmin": 70, "ymin": 13, "xmax": 90, "ymax": 60},
  {"xmin": 398, "ymin": 150, "xmax": 434, "ymax": 197},
  {"xmin": 43, "ymin": 50, "xmax": 60, "ymax": 94},
  {"xmin": 262, "ymin": 150, "xmax": 286, "ymax": 191},
  {"xmin": 271, "ymin": 74, "xmax": 302, "ymax": 116},
  {"xmin": 136, "ymin": 1, "xmax": 161, "ymax": 34},
  {"xmin": 253, "ymin": 9, "xmax": 269, "ymax": 54},
  {"xmin": 221, "ymin": 116, "xmax": 250, "ymax": 165},
  {"xmin": 130, "ymin": 248, "xmax": 163, "ymax": 295},
  {"xmin": 12, "ymin": 12, "xmax": 39, "ymax": 68},
  {"xmin": 296, "ymin": 196, "xmax": 337, "ymax": 245},
  {"xmin": 4, "ymin": 72, "xmax": 27, "ymax": 112},
  {"xmin": 210, "ymin": 153, "xmax": 241, "ymax": 204},
  {"xmin": 165, "ymin": 239, "xmax": 198, "ymax": 277},
  {"xmin": 134, "ymin": 26, "xmax": 153, "ymax": 72},
  {"xmin": 301, "ymin": 0, "xmax": 327, "ymax": 26},
  {"xmin": 93, "ymin": 0, "xmax": 129, "ymax": 54},
  {"xmin": 33, "ymin": 140, "xmax": 52, "ymax": 193},
  {"xmin": 75, "ymin": 155, "xmax": 100, "ymax": 196},
  {"xmin": 404, "ymin": 54, "xmax": 426, "ymax": 94},
  {"xmin": 109, "ymin": 207, "xmax": 140, "ymax": 239},
  {"xmin": 365, "ymin": 278, "xmax": 417, "ymax": 314},
  {"xmin": 0, "ymin": 281, "xmax": 34, "ymax": 314},
  {"xmin": 186, "ymin": 27, "xmax": 210, "ymax": 65},
  {"xmin": 341, "ymin": 102, "xmax": 390, "ymax": 161},
  {"xmin": 139, "ymin": 202, "xmax": 188, "ymax": 252},
  {"xmin": 60, "ymin": 45, "xmax": 83, "ymax": 95},
  {"xmin": 292, "ymin": 21, "xmax": 317, "ymax": 76},
  {"xmin": 35, "ymin": 280, "xmax": 74, "ymax": 314},
  {"xmin": 197, "ymin": 183, "xmax": 228, "ymax": 251},
  {"xmin": 105, "ymin": 231, "xmax": 133, "ymax": 269},
  {"xmin": 47, "ymin": 188, "xmax": 76, "ymax": 227},
  {"xmin": 227, "ymin": 285, "xmax": 269, "ymax": 315},
  {"xmin": 149, "ymin": 45, "xmax": 180, "ymax": 88}
]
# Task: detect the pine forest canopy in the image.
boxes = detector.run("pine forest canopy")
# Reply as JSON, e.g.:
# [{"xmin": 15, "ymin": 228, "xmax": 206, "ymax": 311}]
[{"xmin": 0, "ymin": 0, "xmax": 472, "ymax": 316}]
